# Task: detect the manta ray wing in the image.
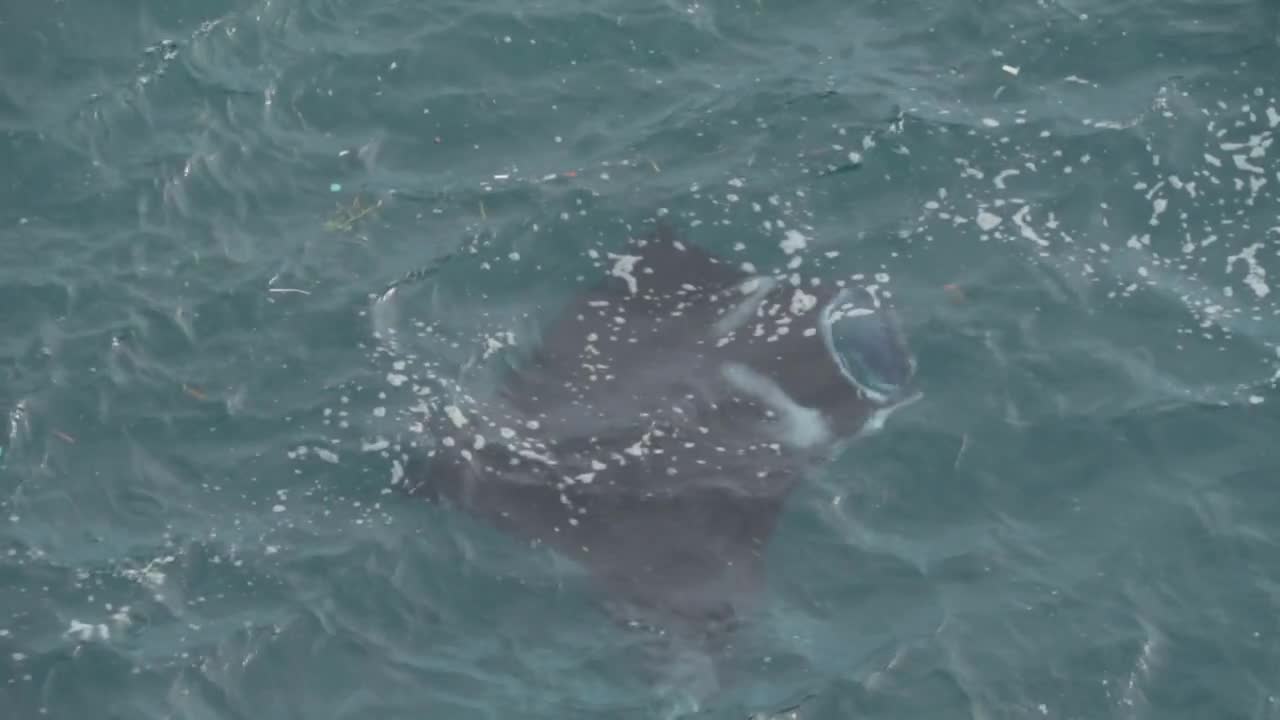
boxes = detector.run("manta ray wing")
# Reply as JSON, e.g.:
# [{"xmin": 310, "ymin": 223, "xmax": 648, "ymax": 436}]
[{"xmin": 498, "ymin": 220, "xmax": 753, "ymax": 432}]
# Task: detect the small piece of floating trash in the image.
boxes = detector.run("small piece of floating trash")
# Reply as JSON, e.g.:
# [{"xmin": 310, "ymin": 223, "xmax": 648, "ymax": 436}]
[{"xmin": 268, "ymin": 288, "xmax": 311, "ymax": 295}]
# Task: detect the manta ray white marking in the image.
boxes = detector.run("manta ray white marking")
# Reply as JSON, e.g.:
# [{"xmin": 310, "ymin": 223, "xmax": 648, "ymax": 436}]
[
  {"xmin": 713, "ymin": 275, "xmax": 778, "ymax": 338},
  {"xmin": 721, "ymin": 362, "xmax": 833, "ymax": 449}
]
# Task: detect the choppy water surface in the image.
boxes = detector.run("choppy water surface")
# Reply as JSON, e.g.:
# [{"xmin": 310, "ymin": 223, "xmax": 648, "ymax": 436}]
[{"xmin": 2, "ymin": 1, "xmax": 1280, "ymax": 718}]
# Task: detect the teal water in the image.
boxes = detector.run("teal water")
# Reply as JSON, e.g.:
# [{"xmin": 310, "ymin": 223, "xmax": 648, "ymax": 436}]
[{"xmin": 3, "ymin": 1, "xmax": 1280, "ymax": 717}]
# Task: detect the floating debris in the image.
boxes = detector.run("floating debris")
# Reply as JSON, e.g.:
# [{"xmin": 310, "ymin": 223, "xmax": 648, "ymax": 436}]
[{"xmin": 325, "ymin": 195, "xmax": 383, "ymax": 232}]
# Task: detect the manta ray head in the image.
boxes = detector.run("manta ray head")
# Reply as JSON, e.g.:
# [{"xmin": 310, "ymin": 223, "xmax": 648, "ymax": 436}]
[
  {"xmin": 819, "ymin": 285, "xmax": 917, "ymax": 407},
  {"xmin": 797, "ymin": 283, "xmax": 921, "ymax": 443},
  {"xmin": 721, "ymin": 280, "xmax": 919, "ymax": 448}
]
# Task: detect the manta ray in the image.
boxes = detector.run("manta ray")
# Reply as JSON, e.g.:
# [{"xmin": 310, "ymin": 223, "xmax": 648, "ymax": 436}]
[{"xmin": 396, "ymin": 219, "xmax": 919, "ymax": 697}]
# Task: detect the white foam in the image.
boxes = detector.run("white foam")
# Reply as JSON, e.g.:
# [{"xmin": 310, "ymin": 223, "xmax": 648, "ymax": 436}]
[
  {"xmin": 608, "ymin": 253, "xmax": 643, "ymax": 294},
  {"xmin": 1226, "ymin": 242, "xmax": 1270, "ymax": 298},
  {"xmin": 65, "ymin": 620, "xmax": 109, "ymax": 642},
  {"xmin": 445, "ymin": 405, "xmax": 468, "ymax": 428},
  {"xmin": 1011, "ymin": 205, "xmax": 1049, "ymax": 247},
  {"xmin": 977, "ymin": 210, "xmax": 1003, "ymax": 231},
  {"xmin": 780, "ymin": 229, "xmax": 808, "ymax": 255},
  {"xmin": 790, "ymin": 289, "xmax": 818, "ymax": 315}
]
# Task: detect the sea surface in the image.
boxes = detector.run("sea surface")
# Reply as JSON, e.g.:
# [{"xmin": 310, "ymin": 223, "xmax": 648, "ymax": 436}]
[{"xmin": 2, "ymin": 1, "xmax": 1280, "ymax": 718}]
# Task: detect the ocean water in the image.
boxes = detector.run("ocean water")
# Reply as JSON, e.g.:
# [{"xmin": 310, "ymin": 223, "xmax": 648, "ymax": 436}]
[{"xmin": 2, "ymin": 0, "xmax": 1280, "ymax": 717}]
